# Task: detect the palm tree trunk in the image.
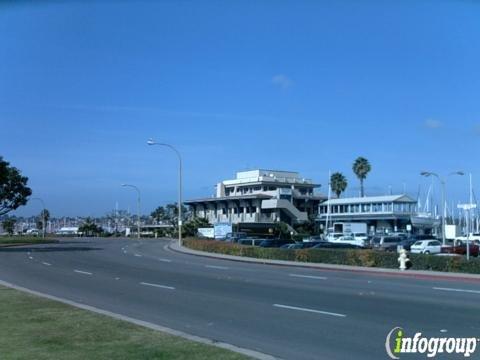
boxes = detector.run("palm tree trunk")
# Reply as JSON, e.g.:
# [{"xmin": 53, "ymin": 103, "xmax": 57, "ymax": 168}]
[{"xmin": 360, "ymin": 179, "xmax": 364, "ymax": 197}]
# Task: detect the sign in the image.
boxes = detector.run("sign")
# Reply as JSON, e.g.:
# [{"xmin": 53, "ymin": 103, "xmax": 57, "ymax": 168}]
[
  {"xmin": 197, "ymin": 227, "xmax": 214, "ymax": 239},
  {"xmin": 214, "ymin": 223, "xmax": 232, "ymax": 239},
  {"xmin": 279, "ymin": 188, "xmax": 292, "ymax": 195}
]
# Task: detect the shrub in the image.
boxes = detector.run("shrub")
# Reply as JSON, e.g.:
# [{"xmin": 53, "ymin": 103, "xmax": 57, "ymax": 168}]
[{"xmin": 183, "ymin": 238, "xmax": 480, "ymax": 274}]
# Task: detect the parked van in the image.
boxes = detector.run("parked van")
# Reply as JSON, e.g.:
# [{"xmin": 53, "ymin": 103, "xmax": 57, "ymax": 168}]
[{"xmin": 371, "ymin": 235, "xmax": 402, "ymax": 251}]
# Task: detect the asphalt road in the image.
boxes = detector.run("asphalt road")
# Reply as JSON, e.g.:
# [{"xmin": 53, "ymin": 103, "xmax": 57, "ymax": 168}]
[{"xmin": 0, "ymin": 237, "xmax": 479, "ymax": 359}]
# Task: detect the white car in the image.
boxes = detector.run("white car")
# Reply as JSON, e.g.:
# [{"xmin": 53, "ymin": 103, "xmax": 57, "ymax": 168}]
[
  {"xmin": 410, "ymin": 240, "xmax": 442, "ymax": 254},
  {"xmin": 325, "ymin": 233, "xmax": 343, "ymax": 242},
  {"xmin": 329, "ymin": 235, "xmax": 365, "ymax": 247},
  {"xmin": 352, "ymin": 232, "xmax": 368, "ymax": 243}
]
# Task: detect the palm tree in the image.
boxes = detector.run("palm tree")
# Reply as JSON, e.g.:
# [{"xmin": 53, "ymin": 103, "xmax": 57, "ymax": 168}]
[
  {"xmin": 352, "ymin": 157, "xmax": 371, "ymax": 197},
  {"xmin": 330, "ymin": 172, "xmax": 348, "ymax": 198}
]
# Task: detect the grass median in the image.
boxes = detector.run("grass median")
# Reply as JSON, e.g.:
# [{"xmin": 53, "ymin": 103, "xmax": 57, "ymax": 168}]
[
  {"xmin": 0, "ymin": 236, "xmax": 58, "ymax": 246},
  {"xmin": 0, "ymin": 285, "xmax": 249, "ymax": 360}
]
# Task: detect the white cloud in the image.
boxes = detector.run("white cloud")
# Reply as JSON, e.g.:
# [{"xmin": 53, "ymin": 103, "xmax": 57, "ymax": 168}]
[
  {"xmin": 424, "ymin": 118, "xmax": 442, "ymax": 129},
  {"xmin": 272, "ymin": 74, "xmax": 292, "ymax": 89}
]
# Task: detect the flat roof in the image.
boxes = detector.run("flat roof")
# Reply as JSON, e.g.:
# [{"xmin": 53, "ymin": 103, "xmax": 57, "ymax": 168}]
[
  {"xmin": 321, "ymin": 194, "xmax": 417, "ymax": 205},
  {"xmin": 185, "ymin": 194, "xmax": 273, "ymax": 204}
]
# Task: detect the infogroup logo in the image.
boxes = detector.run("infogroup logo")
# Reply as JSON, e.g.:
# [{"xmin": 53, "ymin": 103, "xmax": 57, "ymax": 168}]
[{"xmin": 385, "ymin": 327, "xmax": 479, "ymax": 359}]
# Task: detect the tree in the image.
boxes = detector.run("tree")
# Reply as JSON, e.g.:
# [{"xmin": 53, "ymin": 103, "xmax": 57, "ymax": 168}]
[
  {"xmin": 183, "ymin": 217, "xmax": 211, "ymax": 237},
  {"xmin": 352, "ymin": 157, "xmax": 371, "ymax": 197},
  {"xmin": 36, "ymin": 209, "xmax": 50, "ymax": 231},
  {"xmin": 150, "ymin": 206, "xmax": 168, "ymax": 223},
  {"xmin": 274, "ymin": 221, "xmax": 292, "ymax": 240},
  {"xmin": 330, "ymin": 172, "xmax": 348, "ymax": 198},
  {"xmin": 0, "ymin": 156, "xmax": 32, "ymax": 216},
  {"xmin": 78, "ymin": 217, "xmax": 103, "ymax": 237},
  {"xmin": 2, "ymin": 218, "xmax": 16, "ymax": 235}
]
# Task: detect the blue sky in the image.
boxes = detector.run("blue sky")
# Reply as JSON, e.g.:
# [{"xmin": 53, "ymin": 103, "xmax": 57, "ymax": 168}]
[{"xmin": 1, "ymin": 0, "xmax": 479, "ymax": 217}]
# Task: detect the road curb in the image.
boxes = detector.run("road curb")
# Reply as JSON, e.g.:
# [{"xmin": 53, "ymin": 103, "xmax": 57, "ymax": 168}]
[
  {"xmin": 170, "ymin": 242, "xmax": 480, "ymax": 283},
  {"xmin": 0, "ymin": 279, "xmax": 278, "ymax": 360}
]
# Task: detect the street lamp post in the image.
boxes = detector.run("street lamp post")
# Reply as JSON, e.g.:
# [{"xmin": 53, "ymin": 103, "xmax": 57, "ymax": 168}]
[
  {"xmin": 147, "ymin": 139, "xmax": 183, "ymax": 246},
  {"xmin": 31, "ymin": 197, "xmax": 46, "ymax": 239},
  {"xmin": 420, "ymin": 171, "xmax": 464, "ymax": 245},
  {"xmin": 121, "ymin": 184, "xmax": 141, "ymax": 239}
]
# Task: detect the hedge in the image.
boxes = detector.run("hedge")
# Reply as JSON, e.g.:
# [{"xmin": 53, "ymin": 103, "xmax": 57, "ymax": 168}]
[{"xmin": 183, "ymin": 238, "xmax": 480, "ymax": 274}]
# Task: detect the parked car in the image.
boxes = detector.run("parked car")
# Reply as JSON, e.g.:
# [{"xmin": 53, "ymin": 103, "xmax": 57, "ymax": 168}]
[
  {"xmin": 410, "ymin": 240, "xmax": 442, "ymax": 254},
  {"xmin": 311, "ymin": 242, "xmax": 363, "ymax": 250},
  {"xmin": 325, "ymin": 233, "xmax": 343, "ymax": 242},
  {"xmin": 301, "ymin": 241, "xmax": 325, "ymax": 249},
  {"xmin": 400, "ymin": 234, "xmax": 437, "ymax": 251},
  {"xmin": 280, "ymin": 243, "xmax": 304, "ymax": 249},
  {"xmin": 303, "ymin": 235, "xmax": 324, "ymax": 242},
  {"xmin": 441, "ymin": 240, "xmax": 479, "ymax": 257},
  {"xmin": 225, "ymin": 232, "xmax": 248, "ymax": 242},
  {"xmin": 352, "ymin": 232, "xmax": 368, "ymax": 244},
  {"xmin": 258, "ymin": 239, "xmax": 295, "ymax": 248},
  {"xmin": 328, "ymin": 234, "xmax": 365, "ymax": 247},
  {"xmin": 238, "ymin": 237, "xmax": 265, "ymax": 246},
  {"xmin": 371, "ymin": 236, "xmax": 402, "ymax": 251}
]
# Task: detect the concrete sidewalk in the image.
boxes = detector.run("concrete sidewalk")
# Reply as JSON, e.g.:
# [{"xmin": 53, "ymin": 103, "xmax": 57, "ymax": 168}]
[{"xmin": 169, "ymin": 242, "xmax": 480, "ymax": 282}]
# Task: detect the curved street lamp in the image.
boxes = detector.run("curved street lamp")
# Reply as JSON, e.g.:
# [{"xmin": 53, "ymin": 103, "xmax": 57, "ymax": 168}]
[
  {"xmin": 121, "ymin": 184, "xmax": 141, "ymax": 239},
  {"xmin": 31, "ymin": 197, "xmax": 46, "ymax": 239},
  {"xmin": 147, "ymin": 139, "xmax": 183, "ymax": 246},
  {"xmin": 420, "ymin": 171, "xmax": 464, "ymax": 245}
]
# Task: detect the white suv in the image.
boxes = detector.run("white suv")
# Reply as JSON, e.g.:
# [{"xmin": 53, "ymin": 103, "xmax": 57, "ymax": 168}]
[{"xmin": 410, "ymin": 240, "xmax": 442, "ymax": 254}]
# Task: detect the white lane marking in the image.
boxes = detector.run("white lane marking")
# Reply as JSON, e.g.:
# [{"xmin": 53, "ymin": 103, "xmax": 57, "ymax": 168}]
[
  {"xmin": 158, "ymin": 258, "xmax": 172, "ymax": 263},
  {"xmin": 42, "ymin": 262, "xmax": 51, "ymax": 266},
  {"xmin": 74, "ymin": 270, "xmax": 93, "ymax": 276},
  {"xmin": 289, "ymin": 273, "xmax": 327, "ymax": 280},
  {"xmin": 273, "ymin": 304, "xmax": 346, "ymax": 318},
  {"xmin": 140, "ymin": 282, "xmax": 175, "ymax": 290},
  {"xmin": 134, "ymin": 254, "xmax": 142, "ymax": 257},
  {"xmin": 433, "ymin": 287, "xmax": 480, "ymax": 295},
  {"xmin": 28, "ymin": 256, "xmax": 34, "ymax": 260},
  {"xmin": 205, "ymin": 265, "xmax": 229, "ymax": 270}
]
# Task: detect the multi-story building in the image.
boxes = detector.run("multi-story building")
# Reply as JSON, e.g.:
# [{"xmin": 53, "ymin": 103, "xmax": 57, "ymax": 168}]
[
  {"xmin": 317, "ymin": 194, "xmax": 438, "ymax": 234},
  {"xmin": 185, "ymin": 169, "xmax": 325, "ymax": 230}
]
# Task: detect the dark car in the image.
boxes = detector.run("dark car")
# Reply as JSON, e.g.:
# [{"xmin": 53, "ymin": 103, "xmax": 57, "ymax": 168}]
[
  {"xmin": 311, "ymin": 242, "xmax": 363, "ymax": 250},
  {"xmin": 238, "ymin": 237, "xmax": 265, "ymax": 246},
  {"xmin": 258, "ymin": 239, "xmax": 295, "ymax": 248},
  {"xmin": 441, "ymin": 241, "xmax": 480, "ymax": 257},
  {"xmin": 371, "ymin": 236, "xmax": 402, "ymax": 251},
  {"xmin": 225, "ymin": 232, "xmax": 248, "ymax": 242},
  {"xmin": 280, "ymin": 241, "xmax": 325, "ymax": 249},
  {"xmin": 400, "ymin": 235, "xmax": 436, "ymax": 251},
  {"xmin": 280, "ymin": 243, "xmax": 304, "ymax": 249}
]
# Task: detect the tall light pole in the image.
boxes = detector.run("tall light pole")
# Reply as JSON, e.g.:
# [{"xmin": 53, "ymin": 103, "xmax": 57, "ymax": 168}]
[
  {"xmin": 31, "ymin": 197, "xmax": 46, "ymax": 239},
  {"xmin": 147, "ymin": 139, "xmax": 183, "ymax": 246},
  {"xmin": 420, "ymin": 171, "xmax": 464, "ymax": 245},
  {"xmin": 121, "ymin": 184, "xmax": 141, "ymax": 239}
]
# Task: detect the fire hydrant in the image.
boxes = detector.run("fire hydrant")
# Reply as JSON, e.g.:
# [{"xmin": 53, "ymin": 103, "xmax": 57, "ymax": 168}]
[{"xmin": 398, "ymin": 248, "xmax": 409, "ymax": 271}]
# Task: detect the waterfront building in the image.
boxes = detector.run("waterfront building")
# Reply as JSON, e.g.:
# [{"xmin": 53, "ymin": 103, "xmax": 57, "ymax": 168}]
[
  {"xmin": 185, "ymin": 169, "xmax": 325, "ymax": 230},
  {"xmin": 318, "ymin": 194, "xmax": 438, "ymax": 234}
]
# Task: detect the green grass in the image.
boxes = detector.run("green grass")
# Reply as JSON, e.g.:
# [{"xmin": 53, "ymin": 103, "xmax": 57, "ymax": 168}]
[
  {"xmin": 0, "ymin": 236, "xmax": 58, "ymax": 246},
  {"xmin": 0, "ymin": 286, "xmax": 249, "ymax": 360}
]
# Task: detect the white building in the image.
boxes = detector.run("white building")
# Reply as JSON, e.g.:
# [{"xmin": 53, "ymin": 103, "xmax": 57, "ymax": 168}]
[
  {"xmin": 318, "ymin": 194, "xmax": 438, "ymax": 234},
  {"xmin": 186, "ymin": 169, "xmax": 325, "ymax": 229}
]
